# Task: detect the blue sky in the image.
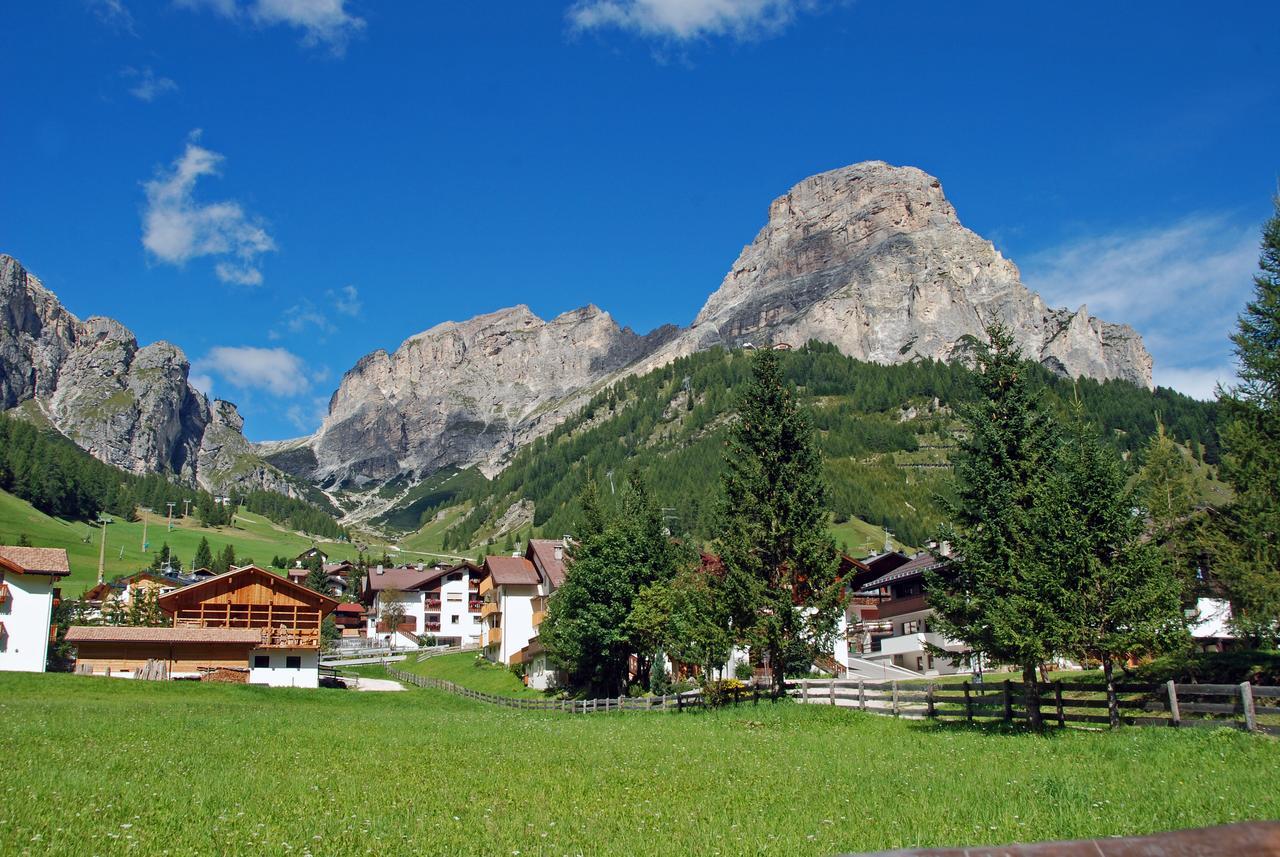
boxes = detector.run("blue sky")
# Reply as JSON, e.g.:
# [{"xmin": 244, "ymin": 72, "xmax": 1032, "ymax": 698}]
[{"xmin": 3, "ymin": 1, "xmax": 1277, "ymax": 440}]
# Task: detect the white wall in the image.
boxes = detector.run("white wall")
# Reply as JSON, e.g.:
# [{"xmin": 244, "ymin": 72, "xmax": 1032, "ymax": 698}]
[
  {"xmin": 432, "ymin": 571, "xmax": 482, "ymax": 643},
  {"xmin": 498, "ymin": 583, "xmax": 537, "ymax": 665},
  {"xmin": 248, "ymin": 648, "xmax": 319, "ymax": 689},
  {"xmin": 0, "ymin": 573, "xmax": 54, "ymax": 673}
]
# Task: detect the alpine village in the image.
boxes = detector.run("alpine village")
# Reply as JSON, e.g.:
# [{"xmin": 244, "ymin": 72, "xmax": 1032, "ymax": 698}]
[{"xmin": 3, "ymin": 5, "xmax": 1279, "ymax": 855}]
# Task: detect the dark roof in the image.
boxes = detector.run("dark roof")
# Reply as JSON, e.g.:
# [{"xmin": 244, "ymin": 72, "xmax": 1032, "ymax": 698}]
[
  {"xmin": 526, "ymin": 540, "xmax": 568, "ymax": 588},
  {"xmin": 0, "ymin": 546, "xmax": 71, "ymax": 577},
  {"xmin": 364, "ymin": 565, "xmax": 450, "ymax": 593},
  {"xmin": 66, "ymin": 625, "xmax": 263, "ymax": 644},
  {"xmin": 857, "ymin": 554, "xmax": 948, "ymax": 594},
  {"xmin": 485, "ymin": 556, "xmax": 539, "ymax": 586}
]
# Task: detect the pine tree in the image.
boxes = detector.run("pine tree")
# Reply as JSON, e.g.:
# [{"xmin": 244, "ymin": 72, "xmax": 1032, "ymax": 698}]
[
  {"xmin": 927, "ymin": 326, "xmax": 1071, "ymax": 731},
  {"xmin": 303, "ymin": 552, "xmax": 329, "ymax": 593},
  {"xmin": 716, "ymin": 348, "xmax": 841, "ymax": 696},
  {"xmin": 212, "ymin": 543, "xmax": 237, "ymax": 575},
  {"xmin": 1135, "ymin": 421, "xmax": 1200, "ymax": 580},
  {"xmin": 1049, "ymin": 404, "xmax": 1186, "ymax": 726},
  {"xmin": 1216, "ymin": 195, "xmax": 1280, "ymax": 645},
  {"xmin": 193, "ymin": 537, "xmax": 213, "ymax": 572}
]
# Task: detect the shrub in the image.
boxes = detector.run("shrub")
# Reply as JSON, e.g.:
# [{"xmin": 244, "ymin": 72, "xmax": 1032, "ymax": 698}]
[
  {"xmin": 733, "ymin": 660, "xmax": 755, "ymax": 681},
  {"xmin": 703, "ymin": 678, "xmax": 747, "ymax": 706}
]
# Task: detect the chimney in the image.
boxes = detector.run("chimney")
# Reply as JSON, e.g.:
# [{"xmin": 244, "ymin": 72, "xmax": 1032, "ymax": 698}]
[
  {"xmin": 417, "ymin": 563, "xmax": 425, "ymax": 571},
  {"xmin": 939, "ymin": 541, "xmax": 952, "ymax": 558},
  {"xmin": 554, "ymin": 545, "xmax": 563, "ymax": 561},
  {"xmin": 376, "ymin": 564, "xmax": 384, "ymax": 575}
]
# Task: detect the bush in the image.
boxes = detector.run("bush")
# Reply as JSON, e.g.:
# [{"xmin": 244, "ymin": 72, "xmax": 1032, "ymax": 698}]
[
  {"xmin": 1134, "ymin": 650, "xmax": 1280, "ymax": 686},
  {"xmin": 734, "ymin": 660, "xmax": 755, "ymax": 681},
  {"xmin": 670, "ymin": 680, "xmax": 696, "ymax": 694},
  {"xmin": 626, "ymin": 683, "xmax": 645, "ymax": 698},
  {"xmin": 703, "ymin": 678, "xmax": 747, "ymax": 706}
]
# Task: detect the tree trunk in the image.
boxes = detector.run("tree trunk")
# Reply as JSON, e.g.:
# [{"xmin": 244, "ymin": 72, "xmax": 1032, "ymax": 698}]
[
  {"xmin": 1102, "ymin": 654, "xmax": 1120, "ymax": 729},
  {"xmin": 771, "ymin": 644, "xmax": 785, "ymax": 698},
  {"xmin": 1022, "ymin": 662, "xmax": 1043, "ymax": 732}
]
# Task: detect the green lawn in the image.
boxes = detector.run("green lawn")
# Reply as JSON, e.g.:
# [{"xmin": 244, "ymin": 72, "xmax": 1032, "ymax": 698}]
[
  {"xmin": 0, "ymin": 488, "xmax": 361, "ymax": 594},
  {"xmin": 2, "ymin": 673, "xmax": 1277, "ymax": 856},
  {"xmin": 829, "ymin": 514, "xmax": 914, "ymax": 556},
  {"xmin": 397, "ymin": 650, "xmax": 545, "ymax": 698}
]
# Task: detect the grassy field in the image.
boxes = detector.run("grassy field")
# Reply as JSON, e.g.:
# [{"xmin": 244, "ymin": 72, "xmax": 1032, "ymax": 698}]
[
  {"xmin": 2, "ymin": 673, "xmax": 1278, "ymax": 856},
  {"xmin": 0, "ymin": 488, "xmax": 360, "ymax": 594},
  {"xmin": 396, "ymin": 650, "xmax": 545, "ymax": 698},
  {"xmin": 829, "ymin": 514, "xmax": 914, "ymax": 556}
]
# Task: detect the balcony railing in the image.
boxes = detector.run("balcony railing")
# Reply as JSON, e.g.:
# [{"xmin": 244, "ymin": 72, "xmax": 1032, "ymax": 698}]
[
  {"xmin": 424, "ymin": 621, "xmax": 441, "ymax": 632},
  {"xmin": 480, "ymin": 601, "xmax": 500, "ymax": 620},
  {"xmin": 468, "ymin": 600, "xmax": 483, "ymax": 612},
  {"xmin": 173, "ymin": 604, "xmax": 323, "ymax": 649},
  {"xmin": 425, "ymin": 599, "xmax": 441, "ymax": 610},
  {"xmin": 485, "ymin": 626, "xmax": 502, "ymax": 646}
]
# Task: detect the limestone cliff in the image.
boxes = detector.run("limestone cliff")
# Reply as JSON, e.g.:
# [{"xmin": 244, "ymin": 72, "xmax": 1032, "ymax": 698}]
[{"xmin": 0, "ymin": 254, "xmax": 296, "ymax": 496}]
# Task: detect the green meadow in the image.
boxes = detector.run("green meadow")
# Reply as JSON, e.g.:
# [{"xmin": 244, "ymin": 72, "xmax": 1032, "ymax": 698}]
[
  {"xmin": 2, "ymin": 673, "xmax": 1277, "ymax": 856},
  {"xmin": 0, "ymin": 489, "xmax": 359, "ymax": 594}
]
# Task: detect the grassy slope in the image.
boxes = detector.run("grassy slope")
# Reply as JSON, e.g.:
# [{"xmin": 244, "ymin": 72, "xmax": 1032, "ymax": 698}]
[
  {"xmin": 829, "ymin": 515, "xmax": 915, "ymax": 556},
  {"xmin": 2, "ymin": 674, "xmax": 1278, "ymax": 856},
  {"xmin": 397, "ymin": 650, "xmax": 544, "ymax": 698},
  {"xmin": 0, "ymin": 489, "xmax": 360, "ymax": 594}
]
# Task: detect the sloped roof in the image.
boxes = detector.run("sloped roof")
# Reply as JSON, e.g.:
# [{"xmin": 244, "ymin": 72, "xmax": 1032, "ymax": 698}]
[
  {"xmin": 485, "ymin": 555, "xmax": 539, "ymax": 586},
  {"xmin": 857, "ymin": 554, "xmax": 947, "ymax": 593},
  {"xmin": 365, "ymin": 565, "xmax": 451, "ymax": 593},
  {"xmin": 527, "ymin": 540, "xmax": 568, "ymax": 588},
  {"xmin": 0, "ymin": 546, "xmax": 71, "ymax": 577},
  {"xmin": 66, "ymin": 625, "xmax": 262, "ymax": 644},
  {"xmin": 333, "ymin": 602, "xmax": 365, "ymax": 615},
  {"xmin": 158, "ymin": 565, "xmax": 340, "ymax": 615}
]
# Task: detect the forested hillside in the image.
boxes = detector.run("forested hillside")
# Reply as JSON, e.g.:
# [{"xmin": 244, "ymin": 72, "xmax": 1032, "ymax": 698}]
[
  {"xmin": 388, "ymin": 343, "xmax": 1218, "ymax": 551},
  {"xmin": 0, "ymin": 412, "xmax": 349, "ymax": 541}
]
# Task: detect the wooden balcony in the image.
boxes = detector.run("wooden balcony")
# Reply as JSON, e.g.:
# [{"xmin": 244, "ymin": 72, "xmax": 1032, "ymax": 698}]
[
  {"xmin": 485, "ymin": 626, "xmax": 502, "ymax": 646},
  {"xmin": 532, "ymin": 595, "xmax": 548, "ymax": 627},
  {"xmin": 172, "ymin": 603, "xmax": 323, "ymax": 649},
  {"xmin": 480, "ymin": 600, "xmax": 500, "ymax": 620},
  {"xmin": 424, "ymin": 621, "xmax": 441, "ymax": 632},
  {"xmin": 876, "ymin": 594, "xmax": 928, "ymax": 620},
  {"xmin": 425, "ymin": 599, "xmax": 442, "ymax": 610},
  {"xmin": 468, "ymin": 600, "xmax": 483, "ymax": 612}
]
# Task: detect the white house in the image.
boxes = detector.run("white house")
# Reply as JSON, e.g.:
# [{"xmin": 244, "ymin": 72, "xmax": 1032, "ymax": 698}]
[
  {"xmin": 479, "ymin": 555, "xmax": 541, "ymax": 667},
  {"xmin": 855, "ymin": 553, "xmax": 971, "ymax": 677},
  {"xmin": 0, "ymin": 546, "xmax": 70, "ymax": 673},
  {"xmin": 363, "ymin": 562, "xmax": 484, "ymax": 647}
]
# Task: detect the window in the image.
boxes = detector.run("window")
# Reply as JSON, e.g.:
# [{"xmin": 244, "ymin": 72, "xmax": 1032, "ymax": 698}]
[
  {"xmin": 447, "ymin": 592, "xmax": 463, "ymax": 602},
  {"xmin": 450, "ymin": 615, "xmax": 460, "ymax": 624},
  {"xmin": 286, "ymin": 656, "xmax": 302, "ymax": 669},
  {"xmin": 902, "ymin": 620, "xmax": 922, "ymax": 635},
  {"xmin": 447, "ymin": 573, "xmax": 462, "ymax": 583},
  {"xmin": 472, "ymin": 615, "xmax": 481, "ymax": 624},
  {"xmin": 253, "ymin": 655, "xmax": 270, "ymax": 668}
]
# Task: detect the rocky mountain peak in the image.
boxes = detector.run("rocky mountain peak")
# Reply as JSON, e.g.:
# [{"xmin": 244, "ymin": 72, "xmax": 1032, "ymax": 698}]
[{"xmin": 682, "ymin": 161, "xmax": 1153, "ymax": 388}]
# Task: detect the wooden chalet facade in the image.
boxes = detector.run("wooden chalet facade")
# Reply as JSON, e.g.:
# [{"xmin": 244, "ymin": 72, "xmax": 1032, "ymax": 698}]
[{"xmin": 66, "ymin": 565, "xmax": 339, "ymax": 687}]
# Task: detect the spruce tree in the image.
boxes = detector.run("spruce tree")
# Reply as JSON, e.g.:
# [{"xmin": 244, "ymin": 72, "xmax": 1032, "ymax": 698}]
[
  {"xmin": 716, "ymin": 348, "xmax": 840, "ymax": 696},
  {"xmin": 303, "ymin": 552, "xmax": 329, "ymax": 593},
  {"xmin": 1048, "ymin": 404, "xmax": 1186, "ymax": 726},
  {"xmin": 193, "ymin": 537, "xmax": 213, "ymax": 572},
  {"xmin": 1134, "ymin": 421, "xmax": 1201, "ymax": 580},
  {"xmin": 927, "ymin": 326, "xmax": 1070, "ymax": 730},
  {"xmin": 1216, "ymin": 195, "xmax": 1280, "ymax": 644}
]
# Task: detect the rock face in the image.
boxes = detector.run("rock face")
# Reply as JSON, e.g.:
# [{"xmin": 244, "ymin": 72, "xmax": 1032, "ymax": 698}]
[
  {"xmin": 298, "ymin": 160, "xmax": 1154, "ymax": 491},
  {"xmin": 667, "ymin": 161, "xmax": 1153, "ymax": 386},
  {"xmin": 0, "ymin": 254, "xmax": 293, "ymax": 495},
  {"xmin": 308, "ymin": 304, "xmax": 677, "ymax": 486}
]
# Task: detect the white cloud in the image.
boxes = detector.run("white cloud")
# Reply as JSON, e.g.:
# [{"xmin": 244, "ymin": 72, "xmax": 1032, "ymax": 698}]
[
  {"xmin": 1022, "ymin": 214, "xmax": 1257, "ymax": 400},
  {"xmin": 328, "ymin": 284, "xmax": 361, "ymax": 316},
  {"xmin": 124, "ymin": 67, "xmax": 178, "ymax": 102},
  {"xmin": 176, "ymin": 0, "xmax": 365, "ymax": 54},
  {"xmin": 568, "ymin": 0, "xmax": 812, "ymax": 41},
  {"xmin": 188, "ymin": 371, "xmax": 215, "ymax": 397},
  {"xmin": 286, "ymin": 396, "xmax": 331, "ymax": 432},
  {"xmin": 1152, "ymin": 365, "xmax": 1235, "ymax": 402},
  {"xmin": 193, "ymin": 346, "xmax": 312, "ymax": 396},
  {"xmin": 142, "ymin": 133, "xmax": 276, "ymax": 285},
  {"xmin": 89, "ymin": 0, "xmax": 136, "ymax": 34},
  {"xmin": 282, "ymin": 300, "xmax": 335, "ymax": 335}
]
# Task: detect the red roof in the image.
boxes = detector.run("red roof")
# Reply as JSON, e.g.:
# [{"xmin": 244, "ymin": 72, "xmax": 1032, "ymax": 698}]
[
  {"xmin": 527, "ymin": 540, "xmax": 568, "ymax": 588},
  {"xmin": 364, "ymin": 565, "xmax": 452, "ymax": 593},
  {"xmin": 0, "ymin": 546, "xmax": 71, "ymax": 577},
  {"xmin": 485, "ymin": 555, "xmax": 539, "ymax": 586},
  {"xmin": 333, "ymin": 602, "xmax": 365, "ymax": 614}
]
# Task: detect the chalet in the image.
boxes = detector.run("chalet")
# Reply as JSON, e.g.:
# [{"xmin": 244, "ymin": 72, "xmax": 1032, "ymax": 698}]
[
  {"xmin": 331, "ymin": 601, "xmax": 367, "ymax": 637},
  {"xmin": 66, "ymin": 565, "xmax": 339, "ymax": 687},
  {"xmin": 479, "ymin": 555, "xmax": 541, "ymax": 667},
  {"xmin": 293, "ymin": 547, "xmax": 328, "ymax": 568},
  {"xmin": 0, "ymin": 546, "xmax": 70, "ymax": 673},
  {"xmin": 510, "ymin": 539, "xmax": 569, "ymax": 688},
  {"xmin": 362, "ymin": 562, "xmax": 483, "ymax": 646},
  {"xmin": 854, "ymin": 552, "xmax": 970, "ymax": 676},
  {"xmin": 82, "ymin": 571, "xmax": 190, "ymax": 616}
]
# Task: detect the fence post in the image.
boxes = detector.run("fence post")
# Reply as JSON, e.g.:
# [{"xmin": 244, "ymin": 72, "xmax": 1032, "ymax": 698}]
[
  {"xmin": 1166, "ymin": 680, "xmax": 1180, "ymax": 727},
  {"xmin": 802, "ymin": 678, "xmax": 809, "ymax": 703},
  {"xmin": 829, "ymin": 680, "xmax": 836, "ymax": 707},
  {"xmin": 1240, "ymin": 682, "xmax": 1257, "ymax": 732},
  {"xmin": 678, "ymin": 692, "xmax": 685, "ymax": 712},
  {"xmin": 1055, "ymin": 681, "xmax": 1065, "ymax": 728},
  {"xmin": 926, "ymin": 684, "xmax": 935, "ymax": 719},
  {"xmin": 964, "ymin": 681, "xmax": 972, "ymax": 721},
  {"xmin": 859, "ymin": 679, "xmax": 866, "ymax": 711},
  {"xmin": 1003, "ymin": 680, "xmax": 1013, "ymax": 723},
  {"xmin": 753, "ymin": 686, "xmax": 759, "ymax": 706},
  {"xmin": 892, "ymin": 681, "xmax": 900, "ymax": 717}
]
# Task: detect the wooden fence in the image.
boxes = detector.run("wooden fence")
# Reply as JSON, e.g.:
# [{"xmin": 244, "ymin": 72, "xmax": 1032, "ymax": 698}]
[
  {"xmin": 787, "ymin": 677, "xmax": 1280, "ymax": 735},
  {"xmin": 385, "ymin": 666, "xmax": 776, "ymax": 713}
]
